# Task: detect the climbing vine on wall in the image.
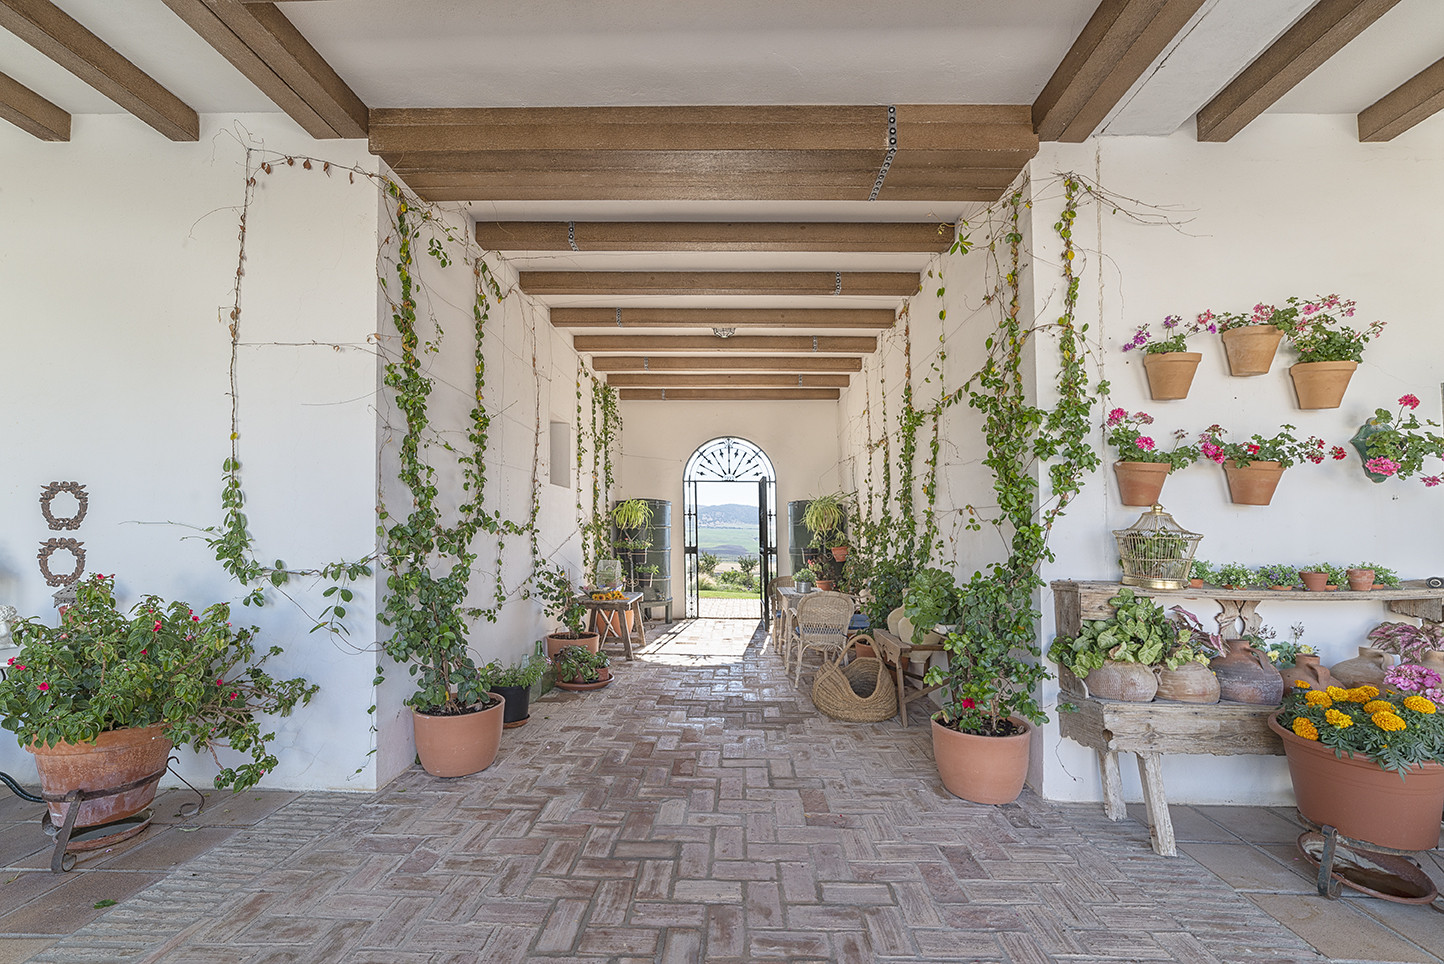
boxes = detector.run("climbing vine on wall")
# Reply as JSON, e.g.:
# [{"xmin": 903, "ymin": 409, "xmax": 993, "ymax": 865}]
[{"xmin": 575, "ymin": 363, "xmax": 621, "ymax": 573}]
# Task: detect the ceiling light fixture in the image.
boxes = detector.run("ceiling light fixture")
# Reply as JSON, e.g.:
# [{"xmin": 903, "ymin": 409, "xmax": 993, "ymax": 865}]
[{"xmin": 712, "ymin": 327, "xmax": 736, "ymax": 339}]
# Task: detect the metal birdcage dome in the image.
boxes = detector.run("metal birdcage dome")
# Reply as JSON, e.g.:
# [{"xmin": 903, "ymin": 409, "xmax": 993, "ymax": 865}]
[{"xmin": 1114, "ymin": 504, "xmax": 1202, "ymax": 591}]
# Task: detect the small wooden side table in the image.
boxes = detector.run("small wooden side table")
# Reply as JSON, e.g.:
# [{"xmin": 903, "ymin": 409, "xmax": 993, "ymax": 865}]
[
  {"xmin": 858, "ymin": 628, "xmax": 947, "ymax": 728},
  {"xmin": 575, "ymin": 592, "xmax": 645, "ymax": 660}
]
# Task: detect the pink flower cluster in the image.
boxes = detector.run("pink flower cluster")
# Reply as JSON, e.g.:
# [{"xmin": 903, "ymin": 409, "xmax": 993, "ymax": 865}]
[
  {"xmin": 1365, "ymin": 456, "xmax": 1401, "ymax": 477},
  {"xmin": 1385, "ymin": 663, "xmax": 1443, "ymax": 703},
  {"xmin": 1106, "ymin": 408, "xmax": 1152, "ymax": 427},
  {"xmin": 1135, "ymin": 437, "xmax": 1155, "ymax": 452},
  {"xmin": 1400, "ymin": 393, "xmax": 1421, "ymax": 410}
]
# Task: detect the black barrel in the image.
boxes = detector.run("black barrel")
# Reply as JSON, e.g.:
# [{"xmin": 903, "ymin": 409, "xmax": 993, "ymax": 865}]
[{"xmin": 615, "ymin": 499, "xmax": 671, "ymax": 601}]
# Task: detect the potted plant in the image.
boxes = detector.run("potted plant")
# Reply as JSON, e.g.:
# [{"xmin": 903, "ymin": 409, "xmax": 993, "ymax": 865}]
[
  {"xmin": 1270, "ymin": 667, "xmax": 1444, "ymax": 851},
  {"xmin": 1366, "ymin": 621, "xmax": 1444, "ymax": 667},
  {"xmin": 1350, "ymin": 393, "xmax": 1444, "ymax": 486},
  {"xmin": 793, "ymin": 567, "xmax": 816, "ymax": 593},
  {"xmin": 802, "ymin": 493, "xmax": 847, "ymax": 559},
  {"xmin": 1121, "ymin": 313, "xmax": 1215, "ymax": 399},
  {"xmin": 1197, "ymin": 423, "xmax": 1339, "ymax": 505},
  {"xmin": 611, "ymin": 498, "xmax": 653, "ymax": 534},
  {"xmin": 536, "ymin": 563, "xmax": 599, "ymax": 658},
  {"xmin": 1259, "ymin": 622, "xmax": 1331, "ymax": 690},
  {"xmin": 1282, "ymin": 294, "xmax": 1386, "ymax": 409},
  {"xmin": 1204, "ymin": 304, "xmax": 1290, "ymax": 376},
  {"xmin": 1156, "ymin": 607, "xmax": 1224, "ymax": 702},
  {"xmin": 1253, "ymin": 563, "xmax": 1299, "ymax": 591},
  {"xmin": 552, "ymin": 645, "xmax": 612, "ymax": 691},
  {"xmin": 1187, "ymin": 558, "xmax": 1216, "ymax": 589},
  {"xmin": 1048, "ymin": 587, "xmax": 1174, "ymax": 702},
  {"xmin": 1213, "ymin": 562, "xmax": 1253, "ymax": 590},
  {"xmin": 907, "ymin": 565, "xmax": 1049, "ymax": 805},
  {"xmin": 1104, "ymin": 409, "xmax": 1197, "ymax": 506},
  {"xmin": 0, "ymin": 575, "xmax": 318, "ymax": 829},
  {"xmin": 1354, "ymin": 562, "xmax": 1401, "ymax": 587},
  {"xmin": 492, "ymin": 653, "xmax": 548, "ymax": 728}
]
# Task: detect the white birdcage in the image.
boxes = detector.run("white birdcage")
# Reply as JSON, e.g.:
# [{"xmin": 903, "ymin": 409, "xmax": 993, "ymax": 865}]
[{"xmin": 1114, "ymin": 505, "xmax": 1201, "ymax": 591}]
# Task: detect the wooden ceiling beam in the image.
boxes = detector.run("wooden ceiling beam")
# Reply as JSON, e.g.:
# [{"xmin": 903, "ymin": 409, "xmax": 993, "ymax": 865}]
[
  {"xmin": 550, "ymin": 308, "xmax": 896, "ymax": 330},
  {"xmin": 477, "ymin": 221, "xmax": 954, "ymax": 253},
  {"xmin": 0, "ymin": 0, "xmax": 198, "ymax": 140},
  {"xmin": 519, "ymin": 271, "xmax": 918, "ymax": 297},
  {"xmin": 588, "ymin": 356, "xmax": 863, "ymax": 373},
  {"xmin": 409, "ymin": 176, "xmax": 1011, "ymax": 203},
  {"xmin": 160, "ymin": 0, "xmax": 368, "ymax": 138},
  {"xmin": 607, "ymin": 373, "xmax": 851, "ymax": 388},
  {"xmin": 0, "ymin": 69, "xmax": 69, "ymax": 140},
  {"xmin": 619, "ymin": 388, "xmax": 841, "ymax": 401},
  {"xmin": 1358, "ymin": 55, "xmax": 1444, "ymax": 141},
  {"xmin": 574, "ymin": 335, "xmax": 876, "ymax": 354},
  {"xmin": 1034, "ymin": 0, "xmax": 1208, "ymax": 142},
  {"xmin": 1197, "ymin": 0, "xmax": 1403, "ymax": 142},
  {"xmin": 389, "ymin": 148, "xmax": 1034, "ymax": 175}
]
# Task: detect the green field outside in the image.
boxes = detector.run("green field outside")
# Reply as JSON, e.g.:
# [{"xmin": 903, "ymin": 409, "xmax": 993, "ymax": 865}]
[{"xmin": 696, "ymin": 525, "xmax": 759, "ymax": 560}]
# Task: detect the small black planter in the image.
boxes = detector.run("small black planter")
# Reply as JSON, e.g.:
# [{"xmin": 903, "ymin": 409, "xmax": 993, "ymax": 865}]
[{"xmin": 494, "ymin": 685, "xmax": 531, "ymax": 728}]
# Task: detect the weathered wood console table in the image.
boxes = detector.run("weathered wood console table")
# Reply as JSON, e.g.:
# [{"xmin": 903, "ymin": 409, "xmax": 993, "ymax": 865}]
[{"xmin": 1050, "ymin": 580, "xmax": 1444, "ymax": 856}]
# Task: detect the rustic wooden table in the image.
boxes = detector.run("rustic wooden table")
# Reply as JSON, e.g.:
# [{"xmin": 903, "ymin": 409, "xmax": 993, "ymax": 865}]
[{"xmin": 575, "ymin": 592, "xmax": 645, "ymax": 660}]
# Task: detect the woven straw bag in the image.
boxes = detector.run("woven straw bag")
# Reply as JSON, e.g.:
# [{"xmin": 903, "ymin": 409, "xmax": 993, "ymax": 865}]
[{"xmin": 811, "ymin": 636, "xmax": 897, "ymax": 723}]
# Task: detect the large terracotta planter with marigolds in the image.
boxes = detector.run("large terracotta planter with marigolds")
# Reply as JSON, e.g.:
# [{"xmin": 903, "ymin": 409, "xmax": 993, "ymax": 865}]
[
  {"xmin": 1268, "ymin": 715, "xmax": 1444, "ymax": 852},
  {"xmin": 1141, "ymin": 352, "xmax": 1201, "ymax": 401},
  {"xmin": 1222, "ymin": 460, "xmax": 1284, "ymax": 505},
  {"xmin": 30, "ymin": 725, "xmax": 172, "ymax": 829},
  {"xmin": 1290, "ymin": 360, "xmax": 1357, "ymax": 410},
  {"xmin": 932, "ymin": 716, "xmax": 1033, "ymax": 805},
  {"xmin": 1220, "ymin": 325, "xmax": 1284, "ymax": 376},
  {"xmin": 1113, "ymin": 461, "xmax": 1170, "ymax": 506}
]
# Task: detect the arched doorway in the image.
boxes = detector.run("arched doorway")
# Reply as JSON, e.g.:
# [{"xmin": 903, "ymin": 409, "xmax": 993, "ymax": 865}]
[{"xmin": 682, "ymin": 437, "xmax": 777, "ymax": 620}]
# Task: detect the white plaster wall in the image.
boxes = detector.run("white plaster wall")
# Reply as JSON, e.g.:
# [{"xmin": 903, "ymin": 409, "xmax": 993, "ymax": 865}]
[
  {"xmin": 1033, "ymin": 116, "xmax": 1444, "ymax": 805},
  {"xmin": 0, "ymin": 115, "xmax": 384, "ymax": 791}
]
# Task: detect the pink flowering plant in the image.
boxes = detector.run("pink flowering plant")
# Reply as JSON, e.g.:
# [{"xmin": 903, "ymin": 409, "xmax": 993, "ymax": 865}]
[
  {"xmin": 0, "ymin": 574, "xmax": 317, "ymax": 790},
  {"xmin": 1197, "ymin": 423, "xmax": 1342, "ymax": 469},
  {"xmin": 1198, "ymin": 303, "xmax": 1296, "ymax": 333},
  {"xmin": 1104, "ymin": 408, "xmax": 1197, "ymax": 470},
  {"xmin": 1122, "ymin": 313, "xmax": 1217, "ymax": 354},
  {"xmin": 1385, "ymin": 663, "xmax": 1444, "ymax": 705},
  {"xmin": 1354, "ymin": 394, "xmax": 1444, "ymax": 485},
  {"xmin": 1281, "ymin": 294, "xmax": 1385, "ymax": 363},
  {"xmin": 1367, "ymin": 621, "xmax": 1444, "ymax": 665}
]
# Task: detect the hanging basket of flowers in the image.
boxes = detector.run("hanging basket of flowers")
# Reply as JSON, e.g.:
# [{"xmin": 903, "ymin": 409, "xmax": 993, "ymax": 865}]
[{"xmin": 1350, "ymin": 393, "xmax": 1444, "ymax": 486}]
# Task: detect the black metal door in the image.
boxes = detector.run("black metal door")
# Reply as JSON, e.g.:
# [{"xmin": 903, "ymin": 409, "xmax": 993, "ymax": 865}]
[
  {"xmin": 758, "ymin": 478, "xmax": 776, "ymax": 620},
  {"xmin": 684, "ymin": 478, "xmax": 700, "ymax": 618}
]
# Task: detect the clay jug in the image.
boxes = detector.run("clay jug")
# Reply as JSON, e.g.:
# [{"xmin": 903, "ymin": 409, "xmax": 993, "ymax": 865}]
[
  {"xmin": 1154, "ymin": 662, "xmax": 1220, "ymax": 703},
  {"xmin": 1083, "ymin": 660, "xmax": 1158, "ymax": 702},
  {"xmin": 1422, "ymin": 650, "xmax": 1444, "ymax": 673},
  {"xmin": 1328, "ymin": 647, "xmax": 1393, "ymax": 689},
  {"xmin": 1209, "ymin": 639, "xmax": 1283, "ymax": 704},
  {"xmin": 1278, "ymin": 653, "xmax": 1333, "ymax": 691}
]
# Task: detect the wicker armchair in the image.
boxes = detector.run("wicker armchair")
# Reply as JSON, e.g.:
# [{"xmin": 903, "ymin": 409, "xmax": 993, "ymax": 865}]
[
  {"xmin": 767, "ymin": 576, "xmax": 794, "ymax": 652},
  {"xmin": 790, "ymin": 591, "xmax": 856, "ymax": 684}
]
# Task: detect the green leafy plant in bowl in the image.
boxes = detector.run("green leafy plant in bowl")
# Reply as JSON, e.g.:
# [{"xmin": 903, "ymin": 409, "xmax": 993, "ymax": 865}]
[{"xmin": 1048, "ymin": 587, "xmax": 1176, "ymax": 680}]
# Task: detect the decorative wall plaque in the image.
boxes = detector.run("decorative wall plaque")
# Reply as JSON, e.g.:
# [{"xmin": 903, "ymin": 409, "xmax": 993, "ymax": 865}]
[
  {"xmin": 37, "ymin": 538, "xmax": 85, "ymax": 587},
  {"xmin": 39, "ymin": 481, "xmax": 88, "ymax": 531}
]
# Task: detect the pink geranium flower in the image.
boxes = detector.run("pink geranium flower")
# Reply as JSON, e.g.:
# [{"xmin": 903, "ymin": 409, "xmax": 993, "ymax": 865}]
[
  {"xmin": 1399, "ymin": 393, "xmax": 1420, "ymax": 410},
  {"xmin": 1365, "ymin": 457, "xmax": 1400, "ymax": 477},
  {"xmin": 1135, "ymin": 437, "xmax": 1155, "ymax": 451},
  {"xmin": 37, "ymin": 682, "xmax": 49, "ymax": 692}
]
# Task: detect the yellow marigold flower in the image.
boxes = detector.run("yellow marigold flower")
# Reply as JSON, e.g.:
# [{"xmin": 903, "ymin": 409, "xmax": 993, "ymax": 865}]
[
  {"xmin": 1348, "ymin": 685, "xmax": 1380, "ymax": 702},
  {"xmin": 1291, "ymin": 717, "xmax": 1319, "ymax": 741},
  {"xmin": 1362, "ymin": 700, "xmax": 1395, "ymax": 715},
  {"xmin": 1402, "ymin": 695, "xmax": 1436, "ymax": 714},
  {"xmin": 1292, "ymin": 679, "xmax": 1310, "ymax": 689},
  {"xmin": 1304, "ymin": 690, "xmax": 1333, "ymax": 708},
  {"xmin": 1324, "ymin": 708, "xmax": 1353, "ymax": 728},
  {"xmin": 1325, "ymin": 686, "xmax": 1350, "ymax": 702},
  {"xmin": 1372, "ymin": 711, "xmax": 1406, "ymax": 732}
]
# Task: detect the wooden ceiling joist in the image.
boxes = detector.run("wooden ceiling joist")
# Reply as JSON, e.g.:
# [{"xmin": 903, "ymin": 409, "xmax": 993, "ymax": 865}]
[
  {"xmin": 550, "ymin": 308, "xmax": 896, "ymax": 330},
  {"xmin": 370, "ymin": 105, "xmax": 1037, "ymax": 203},
  {"xmin": 519, "ymin": 271, "xmax": 918, "ymax": 297},
  {"xmin": 606, "ymin": 373, "xmax": 851, "ymax": 388},
  {"xmin": 1358, "ymin": 55, "xmax": 1444, "ymax": 141},
  {"xmin": 0, "ymin": 0, "xmax": 198, "ymax": 140},
  {"xmin": 573, "ymin": 335, "xmax": 876, "ymax": 354},
  {"xmin": 476, "ymin": 221, "xmax": 954, "ymax": 253},
  {"xmin": 0, "ymin": 69, "xmax": 69, "ymax": 140},
  {"xmin": 1197, "ymin": 0, "xmax": 1403, "ymax": 143},
  {"xmin": 1034, "ymin": 0, "xmax": 1209, "ymax": 141},
  {"xmin": 619, "ymin": 388, "xmax": 841, "ymax": 401},
  {"xmin": 588, "ymin": 356, "xmax": 863, "ymax": 373},
  {"xmin": 160, "ymin": 0, "xmax": 367, "ymax": 138}
]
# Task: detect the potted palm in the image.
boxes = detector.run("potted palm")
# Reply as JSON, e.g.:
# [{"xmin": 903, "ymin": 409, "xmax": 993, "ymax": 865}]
[
  {"xmin": 0, "ymin": 575, "xmax": 318, "ymax": 829},
  {"xmin": 536, "ymin": 563, "xmax": 599, "ymax": 659},
  {"xmin": 1104, "ymin": 408, "xmax": 1197, "ymax": 505},
  {"xmin": 906, "ymin": 565, "xmax": 1049, "ymax": 805}
]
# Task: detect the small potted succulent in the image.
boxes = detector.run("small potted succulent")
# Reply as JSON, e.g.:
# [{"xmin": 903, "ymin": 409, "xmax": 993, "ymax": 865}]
[
  {"xmin": 1104, "ymin": 408, "xmax": 1197, "ymax": 506},
  {"xmin": 1121, "ymin": 313, "xmax": 1215, "ymax": 399},
  {"xmin": 1197, "ymin": 424, "xmax": 1341, "ymax": 505},
  {"xmin": 551, "ymin": 645, "xmax": 612, "ymax": 691}
]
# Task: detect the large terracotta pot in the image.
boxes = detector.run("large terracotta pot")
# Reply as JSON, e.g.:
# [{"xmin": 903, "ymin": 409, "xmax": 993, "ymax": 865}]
[
  {"xmin": 545, "ymin": 631, "xmax": 600, "ymax": 659},
  {"xmin": 1154, "ymin": 662, "xmax": 1220, "ymax": 703},
  {"xmin": 30, "ymin": 725, "xmax": 172, "ymax": 828},
  {"xmin": 412, "ymin": 694, "xmax": 505, "ymax": 778},
  {"xmin": 1222, "ymin": 460, "xmax": 1284, "ymax": 505},
  {"xmin": 932, "ymin": 716, "xmax": 1033, "ymax": 805},
  {"xmin": 1141, "ymin": 351, "xmax": 1201, "ymax": 400},
  {"xmin": 1329, "ymin": 647, "xmax": 1393, "ymax": 689},
  {"xmin": 1278, "ymin": 653, "xmax": 1332, "ymax": 692},
  {"xmin": 1113, "ymin": 461, "xmax": 1170, "ymax": 507},
  {"xmin": 1082, "ymin": 660, "xmax": 1158, "ymax": 702},
  {"xmin": 1220, "ymin": 325, "xmax": 1284, "ymax": 376},
  {"xmin": 1268, "ymin": 715, "xmax": 1444, "ymax": 852},
  {"xmin": 1210, "ymin": 640, "xmax": 1283, "ymax": 704},
  {"xmin": 1290, "ymin": 360, "xmax": 1357, "ymax": 410}
]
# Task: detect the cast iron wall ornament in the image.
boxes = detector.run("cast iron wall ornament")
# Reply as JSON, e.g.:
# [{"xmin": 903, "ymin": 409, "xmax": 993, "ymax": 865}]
[
  {"xmin": 37, "ymin": 538, "xmax": 85, "ymax": 587},
  {"xmin": 39, "ymin": 481, "xmax": 88, "ymax": 530}
]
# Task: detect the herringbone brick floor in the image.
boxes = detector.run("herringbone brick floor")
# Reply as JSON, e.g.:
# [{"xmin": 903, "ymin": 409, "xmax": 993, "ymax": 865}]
[{"xmin": 2, "ymin": 619, "xmax": 1442, "ymax": 963}]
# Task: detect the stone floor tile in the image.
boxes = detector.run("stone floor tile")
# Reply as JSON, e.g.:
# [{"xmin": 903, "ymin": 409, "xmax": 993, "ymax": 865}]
[
  {"xmin": 1246, "ymin": 892, "xmax": 1439, "ymax": 963},
  {"xmin": 149, "ymin": 789, "xmax": 299, "ymax": 827},
  {"xmin": 0, "ymin": 938, "xmax": 54, "ymax": 964},
  {"xmin": 0, "ymin": 870, "xmax": 165, "ymax": 935},
  {"xmin": 1127, "ymin": 804, "xmax": 1243, "ymax": 843},
  {"xmin": 90, "ymin": 827, "xmax": 237, "ymax": 871},
  {"xmin": 1192, "ymin": 805, "xmax": 1308, "ymax": 845},
  {"xmin": 1349, "ymin": 897, "xmax": 1444, "ymax": 962},
  {"xmin": 0, "ymin": 821, "xmax": 48, "ymax": 868},
  {"xmin": 1180, "ymin": 842, "xmax": 1316, "ymax": 891}
]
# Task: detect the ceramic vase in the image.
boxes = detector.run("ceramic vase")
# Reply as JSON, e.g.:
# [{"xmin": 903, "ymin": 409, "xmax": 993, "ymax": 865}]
[
  {"xmin": 1209, "ymin": 640, "xmax": 1283, "ymax": 704},
  {"xmin": 1278, "ymin": 654, "xmax": 1333, "ymax": 691},
  {"xmin": 1082, "ymin": 660, "xmax": 1158, "ymax": 702},
  {"xmin": 1154, "ymin": 662, "xmax": 1220, "ymax": 703},
  {"xmin": 1328, "ymin": 647, "xmax": 1393, "ymax": 689}
]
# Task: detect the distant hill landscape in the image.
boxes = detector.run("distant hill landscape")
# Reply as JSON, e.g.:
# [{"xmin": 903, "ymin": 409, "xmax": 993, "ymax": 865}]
[
  {"xmin": 698, "ymin": 503, "xmax": 755, "ymax": 527},
  {"xmin": 697, "ymin": 503, "xmax": 759, "ymax": 561}
]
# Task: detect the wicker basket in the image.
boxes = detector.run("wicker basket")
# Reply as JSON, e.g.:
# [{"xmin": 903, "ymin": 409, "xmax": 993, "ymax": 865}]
[{"xmin": 811, "ymin": 637, "xmax": 898, "ymax": 723}]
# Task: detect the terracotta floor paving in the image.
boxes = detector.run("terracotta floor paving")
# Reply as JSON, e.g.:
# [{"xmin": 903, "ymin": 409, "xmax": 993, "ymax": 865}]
[{"xmin": 1, "ymin": 617, "xmax": 1441, "ymax": 963}]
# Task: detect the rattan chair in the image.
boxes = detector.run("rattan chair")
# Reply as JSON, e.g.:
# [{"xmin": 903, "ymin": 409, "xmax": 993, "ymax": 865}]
[
  {"xmin": 790, "ymin": 591, "xmax": 856, "ymax": 684},
  {"xmin": 767, "ymin": 576, "xmax": 794, "ymax": 653}
]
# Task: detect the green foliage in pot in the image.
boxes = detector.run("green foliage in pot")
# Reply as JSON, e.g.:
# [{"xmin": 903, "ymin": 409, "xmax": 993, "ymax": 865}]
[
  {"xmin": 802, "ymin": 493, "xmax": 847, "ymax": 547},
  {"xmin": 1187, "ymin": 558, "xmax": 1216, "ymax": 584},
  {"xmin": 536, "ymin": 563, "xmax": 588, "ymax": 636},
  {"xmin": 908, "ymin": 566, "xmax": 1049, "ymax": 736},
  {"xmin": 1353, "ymin": 561, "xmax": 1400, "ymax": 587},
  {"xmin": 492, "ymin": 653, "xmax": 547, "ymax": 689},
  {"xmin": 1215, "ymin": 562, "xmax": 1255, "ymax": 587},
  {"xmin": 1367, "ymin": 621, "xmax": 1444, "ymax": 663},
  {"xmin": 611, "ymin": 498, "xmax": 653, "ymax": 532},
  {"xmin": 793, "ymin": 567, "xmax": 817, "ymax": 583},
  {"xmin": 1163, "ymin": 606, "xmax": 1226, "ymax": 667},
  {"xmin": 856, "ymin": 556, "xmax": 916, "ymax": 633},
  {"xmin": 0, "ymin": 575, "xmax": 317, "ymax": 790},
  {"xmin": 1261, "ymin": 622, "xmax": 1312, "ymax": 668},
  {"xmin": 1253, "ymin": 563, "xmax": 1299, "ymax": 588},
  {"xmin": 552, "ymin": 645, "xmax": 610, "ymax": 684},
  {"xmin": 1048, "ymin": 588, "xmax": 1176, "ymax": 679}
]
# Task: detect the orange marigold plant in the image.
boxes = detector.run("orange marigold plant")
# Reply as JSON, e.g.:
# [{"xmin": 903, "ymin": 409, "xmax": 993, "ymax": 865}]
[{"xmin": 1277, "ymin": 673, "xmax": 1444, "ymax": 774}]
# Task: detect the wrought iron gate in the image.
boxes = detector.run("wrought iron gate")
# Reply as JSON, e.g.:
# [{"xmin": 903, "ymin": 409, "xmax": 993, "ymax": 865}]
[{"xmin": 682, "ymin": 437, "xmax": 777, "ymax": 619}]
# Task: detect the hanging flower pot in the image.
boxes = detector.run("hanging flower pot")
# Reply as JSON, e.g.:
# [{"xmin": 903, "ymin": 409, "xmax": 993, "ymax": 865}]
[
  {"xmin": 1222, "ymin": 460, "xmax": 1284, "ymax": 505},
  {"xmin": 1290, "ymin": 360, "xmax": 1357, "ymax": 410},
  {"xmin": 1141, "ymin": 352, "xmax": 1201, "ymax": 401},
  {"xmin": 1113, "ymin": 461, "xmax": 1170, "ymax": 506},
  {"xmin": 1220, "ymin": 325, "xmax": 1284, "ymax": 376}
]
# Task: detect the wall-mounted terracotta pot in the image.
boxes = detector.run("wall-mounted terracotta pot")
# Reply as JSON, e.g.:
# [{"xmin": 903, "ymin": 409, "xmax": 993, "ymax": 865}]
[
  {"xmin": 1222, "ymin": 460, "xmax": 1283, "ymax": 505},
  {"xmin": 1220, "ymin": 325, "xmax": 1284, "ymax": 376},
  {"xmin": 1142, "ymin": 351, "xmax": 1202, "ymax": 400},
  {"xmin": 1114, "ymin": 461, "xmax": 1170, "ymax": 506},
  {"xmin": 1290, "ymin": 360, "xmax": 1357, "ymax": 409}
]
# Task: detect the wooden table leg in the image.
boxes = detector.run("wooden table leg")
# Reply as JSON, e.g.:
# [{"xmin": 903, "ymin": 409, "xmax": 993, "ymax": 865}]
[
  {"xmin": 627, "ymin": 600, "xmax": 644, "ymax": 659},
  {"xmin": 1135, "ymin": 751, "xmax": 1176, "ymax": 857},
  {"xmin": 1099, "ymin": 749, "xmax": 1126, "ymax": 821},
  {"xmin": 895, "ymin": 659, "xmax": 908, "ymax": 728}
]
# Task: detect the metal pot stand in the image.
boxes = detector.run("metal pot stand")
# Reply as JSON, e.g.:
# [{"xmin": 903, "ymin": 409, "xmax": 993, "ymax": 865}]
[{"xmin": 1296, "ymin": 820, "xmax": 1443, "ymax": 911}]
